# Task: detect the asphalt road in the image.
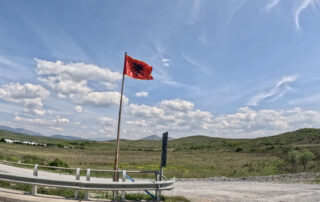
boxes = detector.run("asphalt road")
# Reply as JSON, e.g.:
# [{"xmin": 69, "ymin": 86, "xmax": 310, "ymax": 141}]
[{"xmin": 0, "ymin": 163, "xmax": 320, "ymax": 202}]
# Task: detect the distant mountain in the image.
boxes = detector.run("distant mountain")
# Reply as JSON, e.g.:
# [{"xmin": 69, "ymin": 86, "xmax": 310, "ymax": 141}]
[
  {"xmin": 140, "ymin": 135, "xmax": 162, "ymax": 140},
  {"xmin": 50, "ymin": 134, "xmax": 86, "ymax": 140},
  {"xmin": 0, "ymin": 125, "xmax": 87, "ymax": 141},
  {"xmin": 0, "ymin": 125, "xmax": 43, "ymax": 136},
  {"xmin": 140, "ymin": 135, "xmax": 175, "ymax": 141}
]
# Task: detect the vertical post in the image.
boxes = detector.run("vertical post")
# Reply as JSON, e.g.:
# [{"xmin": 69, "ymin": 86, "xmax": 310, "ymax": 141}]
[
  {"xmin": 32, "ymin": 164, "xmax": 38, "ymax": 195},
  {"xmin": 113, "ymin": 52, "xmax": 127, "ymax": 199},
  {"xmin": 121, "ymin": 170, "xmax": 126, "ymax": 201},
  {"xmin": 85, "ymin": 169, "xmax": 90, "ymax": 200},
  {"xmin": 156, "ymin": 171, "xmax": 161, "ymax": 201},
  {"xmin": 75, "ymin": 168, "xmax": 80, "ymax": 199},
  {"xmin": 160, "ymin": 132, "xmax": 168, "ymax": 181}
]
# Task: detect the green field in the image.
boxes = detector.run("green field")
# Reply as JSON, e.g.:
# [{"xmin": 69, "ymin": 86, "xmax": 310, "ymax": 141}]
[{"xmin": 1, "ymin": 128, "xmax": 320, "ymax": 178}]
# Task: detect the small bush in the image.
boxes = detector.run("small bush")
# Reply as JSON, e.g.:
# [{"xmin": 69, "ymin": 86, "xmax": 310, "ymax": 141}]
[
  {"xmin": 288, "ymin": 150, "xmax": 299, "ymax": 165},
  {"xmin": 48, "ymin": 158, "xmax": 68, "ymax": 168},
  {"xmin": 235, "ymin": 147, "xmax": 242, "ymax": 152},
  {"xmin": 125, "ymin": 193, "xmax": 154, "ymax": 200},
  {"xmin": 21, "ymin": 155, "xmax": 45, "ymax": 165},
  {"xmin": 298, "ymin": 150, "xmax": 315, "ymax": 170},
  {"xmin": 0, "ymin": 138, "xmax": 5, "ymax": 142}
]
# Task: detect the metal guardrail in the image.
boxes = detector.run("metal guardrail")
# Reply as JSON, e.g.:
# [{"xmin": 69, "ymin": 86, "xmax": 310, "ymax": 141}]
[
  {"xmin": 0, "ymin": 161, "xmax": 174, "ymax": 201},
  {"xmin": 0, "ymin": 173, "xmax": 175, "ymax": 190}
]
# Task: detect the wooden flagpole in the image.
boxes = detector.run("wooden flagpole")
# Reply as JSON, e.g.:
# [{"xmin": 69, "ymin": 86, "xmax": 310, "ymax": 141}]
[{"xmin": 113, "ymin": 52, "xmax": 126, "ymax": 182}]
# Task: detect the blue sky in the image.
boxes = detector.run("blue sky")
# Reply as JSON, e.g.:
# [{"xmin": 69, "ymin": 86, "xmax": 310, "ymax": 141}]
[{"xmin": 1, "ymin": 0, "xmax": 320, "ymax": 140}]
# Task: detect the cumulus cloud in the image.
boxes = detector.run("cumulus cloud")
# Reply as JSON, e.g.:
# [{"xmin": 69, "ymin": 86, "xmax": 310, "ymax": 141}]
[
  {"xmin": 136, "ymin": 91, "xmax": 149, "ymax": 97},
  {"xmin": 35, "ymin": 59, "xmax": 127, "ymax": 108},
  {"xmin": 71, "ymin": 91, "xmax": 128, "ymax": 107},
  {"xmin": 160, "ymin": 99, "xmax": 194, "ymax": 112},
  {"xmin": 35, "ymin": 59, "xmax": 121, "ymax": 84},
  {"xmin": 98, "ymin": 116, "xmax": 116, "ymax": 126},
  {"xmin": 14, "ymin": 115, "xmax": 70, "ymax": 126},
  {"xmin": 126, "ymin": 120, "xmax": 148, "ymax": 127},
  {"xmin": 123, "ymin": 97, "xmax": 320, "ymax": 138},
  {"xmin": 248, "ymin": 75, "xmax": 298, "ymax": 106},
  {"xmin": 126, "ymin": 98, "xmax": 212, "ymax": 135},
  {"xmin": 0, "ymin": 83, "xmax": 50, "ymax": 115},
  {"xmin": 74, "ymin": 105, "xmax": 82, "ymax": 113},
  {"xmin": 128, "ymin": 104, "xmax": 165, "ymax": 119},
  {"xmin": 209, "ymin": 107, "xmax": 320, "ymax": 138}
]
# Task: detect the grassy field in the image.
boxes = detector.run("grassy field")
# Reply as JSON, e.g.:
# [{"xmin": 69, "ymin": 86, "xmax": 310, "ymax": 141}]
[{"xmin": 1, "ymin": 128, "xmax": 320, "ymax": 178}]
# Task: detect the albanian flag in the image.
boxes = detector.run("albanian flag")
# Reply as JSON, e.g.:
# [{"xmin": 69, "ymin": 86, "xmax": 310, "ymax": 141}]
[{"xmin": 123, "ymin": 54, "xmax": 153, "ymax": 80}]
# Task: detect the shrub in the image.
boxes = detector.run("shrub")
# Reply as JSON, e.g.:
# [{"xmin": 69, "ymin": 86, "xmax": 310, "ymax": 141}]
[
  {"xmin": 288, "ymin": 150, "xmax": 299, "ymax": 165},
  {"xmin": 235, "ymin": 147, "xmax": 242, "ymax": 152},
  {"xmin": 21, "ymin": 155, "xmax": 45, "ymax": 165},
  {"xmin": 48, "ymin": 158, "xmax": 69, "ymax": 168},
  {"xmin": 298, "ymin": 150, "xmax": 315, "ymax": 170}
]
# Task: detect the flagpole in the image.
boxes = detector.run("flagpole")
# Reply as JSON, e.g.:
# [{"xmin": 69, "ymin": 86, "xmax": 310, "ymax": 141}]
[{"xmin": 113, "ymin": 52, "xmax": 126, "ymax": 183}]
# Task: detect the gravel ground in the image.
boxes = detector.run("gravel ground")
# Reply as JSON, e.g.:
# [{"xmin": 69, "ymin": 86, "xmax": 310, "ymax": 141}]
[
  {"xmin": 166, "ymin": 180, "xmax": 320, "ymax": 202},
  {"xmin": 0, "ymin": 163, "xmax": 320, "ymax": 202}
]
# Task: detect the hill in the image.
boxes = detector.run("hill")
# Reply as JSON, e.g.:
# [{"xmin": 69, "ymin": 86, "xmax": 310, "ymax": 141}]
[
  {"xmin": 0, "ymin": 126, "xmax": 43, "ymax": 137},
  {"xmin": 0, "ymin": 126, "xmax": 87, "ymax": 141},
  {"xmin": 50, "ymin": 134, "xmax": 86, "ymax": 140},
  {"xmin": 140, "ymin": 135, "xmax": 162, "ymax": 140},
  {"xmin": 0, "ymin": 128, "xmax": 319, "ymax": 178}
]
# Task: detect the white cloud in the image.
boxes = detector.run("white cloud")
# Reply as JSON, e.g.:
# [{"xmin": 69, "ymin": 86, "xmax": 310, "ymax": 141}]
[
  {"xmin": 265, "ymin": 0, "xmax": 281, "ymax": 11},
  {"xmin": 98, "ymin": 116, "xmax": 116, "ymax": 126},
  {"xmin": 126, "ymin": 99, "xmax": 212, "ymax": 136},
  {"xmin": 265, "ymin": 0, "xmax": 319, "ymax": 29},
  {"xmin": 0, "ymin": 83, "xmax": 50, "ymax": 115},
  {"xmin": 126, "ymin": 120, "xmax": 147, "ymax": 127},
  {"xmin": 209, "ymin": 107, "xmax": 320, "ymax": 138},
  {"xmin": 136, "ymin": 91, "xmax": 149, "ymax": 97},
  {"xmin": 55, "ymin": 117, "xmax": 70, "ymax": 124},
  {"xmin": 160, "ymin": 99, "xmax": 194, "ymax": 112},
  {"xmin": 102, "ymin": 82, "xmax": 117, "ymax": 90},
  {"xmin": 35, "ymin": 59, "xmax": 121, "ymax": 83},
  {"xmin": 14, "ymin": 116, "xmax": 70, "ymax": 126},
  {"xmin": 71, "ymin": 91, "xmax": 128, "ymax": 107},
  {"xmin": 295, "ymin": 0, "xmax": 317, "ymax": 29},
  {"xmin": 248, "ymin": 75, "xmax": 298, "ymax": 106},
  {"xmin": 35, "ymin": 59, "xmax": 121, "ymax": 96},
  {"xmin": 128, "ymin": 104, "xmax": 165, "ymax": 119},
  {"xmin": 161, "ymin": 58, "xmax": 170, "ymax": 67},
  {"xmin": 35, "ymin": 59, "xmax": 128, "ymax": 108},
  {"xmin": 123, "ymin": 96, "xmax": 320, "ymax": 138},
  {"xmin": 74, "ymin": 105, "xmax": 82, "ymax": 113}
]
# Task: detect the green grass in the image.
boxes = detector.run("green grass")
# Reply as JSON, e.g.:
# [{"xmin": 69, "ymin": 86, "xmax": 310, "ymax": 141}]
[
  {"xmin": 1, "ymin": 128, "xmax": 320, "ymax": 179},
  {"xmin": 1, "ymin": 128, "xmax": 320, "ymax": 201}
]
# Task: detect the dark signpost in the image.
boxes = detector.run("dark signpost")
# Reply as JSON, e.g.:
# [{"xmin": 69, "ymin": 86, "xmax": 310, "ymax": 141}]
[{"xmin": 161, "ymin": 132, "xmax": 168, "ymax": 169}]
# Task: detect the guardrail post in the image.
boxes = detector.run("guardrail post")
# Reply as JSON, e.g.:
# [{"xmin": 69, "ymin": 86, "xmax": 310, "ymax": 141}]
[
  {"xmin": 85, "ymin": 169, "xmax": 90, "ymax": 200},
  {"xmin": 75, "ymin": 168, "xmax": 80, "ymax": 199},
  {"xmin": 32, "ymin": 164, "xmax": 38, "ymax": 195},
  {"xmin": 155, "ymin": 171, "xmax": 162, "ymax": 201},
  {"xmin": 121, "ymin": 170, "xmax": 126, "ymax": 201}
]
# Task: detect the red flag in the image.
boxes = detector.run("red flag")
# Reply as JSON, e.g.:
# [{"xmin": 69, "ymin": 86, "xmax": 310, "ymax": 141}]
[{"xmin": 123, "ymin": 54, "xmax": 153, "ymax": 80}]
